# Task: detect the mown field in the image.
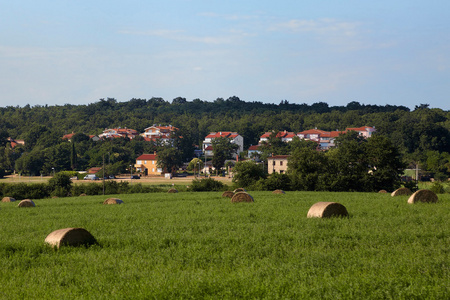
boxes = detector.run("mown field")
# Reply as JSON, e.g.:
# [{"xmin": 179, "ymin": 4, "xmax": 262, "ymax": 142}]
[{"xmin": 0, "ymin": 191, "xmax": 449, "ymax": 299}]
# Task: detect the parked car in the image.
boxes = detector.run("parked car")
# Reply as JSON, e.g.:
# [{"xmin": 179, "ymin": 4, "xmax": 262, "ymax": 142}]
[
  {"xmin": 131, "ymin": 175, "xmax": 140, "ymax": 179},
  {"xmin": 84, "ymin": 174, "xmax": 99, "ymax": 180}
]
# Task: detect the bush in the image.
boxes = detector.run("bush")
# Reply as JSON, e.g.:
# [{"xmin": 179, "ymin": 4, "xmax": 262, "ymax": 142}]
[
  {"xmin": 0, "ymin": 183, "xmax": 50, "ymax": 200},
  {"xmin": 252, "ymin": 173, "xmax": 292, "ymax": 191},
  {"xmin": 232, "ymin": 161, "xmax": 266, "ymax": 188},
  {"xmin": 188, "ymin": 178, "xmax": 225, "ymax": 191},
  {"xmin": 429, "ymin": 182, "xmax": 446, "ymax": 194},
  {"xmin": 48, "ymin": 172, "xmax": 72, "ymax": 194}
]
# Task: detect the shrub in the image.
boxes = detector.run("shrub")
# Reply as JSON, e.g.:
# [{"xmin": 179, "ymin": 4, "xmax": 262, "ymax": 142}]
[
  {"xmin": 429, "ymin": 182, "xmax": 446, "ymax": 194},
  {"xmin": 232, "ymin": 161, "xmax": 265, "ymax": 188},
  {"xmin": 48, "ymin": 172, "xmax": 72, "ymax": 194},
  {"xmin": 253, "ymin": 173, "xmax": 292, "ymax": 191},
  {"xmin": 188, "ymin": 178, "xmax": 225, "ymax": 191}
]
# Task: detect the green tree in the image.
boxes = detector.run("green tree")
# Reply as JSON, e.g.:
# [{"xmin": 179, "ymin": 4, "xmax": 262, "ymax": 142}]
[
  {"xmin": 288, "ymin": 147, "xmax": 328, "ymax": 191},
  {"xmin": 187, "ymin": 158, "xmax": 204, "ymax": 173},
  {"xmin": 157, "ymin": 147, "xmax": 183, "ymax": 175},
  {"xmin": 211, "ymin": 137, "xmax": 239, "ymax": 175},
  {"xmin": 232, "ymin": 160, "xmax": 266, "ymax": 187}
]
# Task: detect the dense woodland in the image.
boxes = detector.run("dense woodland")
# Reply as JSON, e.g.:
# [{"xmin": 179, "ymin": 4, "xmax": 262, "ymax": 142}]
[{"xmin": 0, "ymin": 97, "xmax": 449, "ymax": 182}]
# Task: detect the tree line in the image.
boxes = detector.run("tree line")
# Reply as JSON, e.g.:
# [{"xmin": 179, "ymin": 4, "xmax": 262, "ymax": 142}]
[{"xmin": 0, "ymin": 97, "xmax": 449, "ymax": 180}]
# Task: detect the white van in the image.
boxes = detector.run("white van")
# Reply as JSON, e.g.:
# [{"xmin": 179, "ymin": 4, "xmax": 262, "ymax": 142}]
[{"xmin": 84, "ymin": 174, "xmax": 99, "ymax": 180}]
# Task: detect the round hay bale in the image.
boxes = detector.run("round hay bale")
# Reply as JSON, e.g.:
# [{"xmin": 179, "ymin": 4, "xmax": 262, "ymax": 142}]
[
  {"xmin": 79, "ymin": 193, "xmax": 87, "ymax": 197},
  {"xmin": 45, "ymin": 228, "xmax": 97, "ymax": 249},
  {"xmin": 407, "ymin": 189, "xmax": 438, "ymax": 204},
  {"xmin": 307, "ymin": 202, "xmax": 348, "ymax": 218},
  {"xmin": 272, "ymin": 189, "xmax": 285, "ymax": 194},
  {"xmin": 378, "ymin": 190, "xmax": 388, "ymax": 193},
  {"xmin": 391, "ymin": 187, "xmax": 412, "ymax": 197},
  {"xmin": 222, "ymin": 191, "xmax": 234, "ymax": 198},
  {"xmin": 168, "ymin": 188, "xmax": 178, "ymax": 193},
  {"xmin": 1, "ymin": 197, "xmax": 16, "ymax": 202},
  {"xmin": 103, "ymin": 198, "xmax": 123, "ymax": 205},
  {"xmin": 231, "ymin": 192, "xmax": 254, "ymax": 203},
  {"xmin": 18, "ymin": 199, "xmax": 35, "ymax": 208},
  {"xmin": 233, "ymin": 188, "xmax": 246, "ymax": 193}
]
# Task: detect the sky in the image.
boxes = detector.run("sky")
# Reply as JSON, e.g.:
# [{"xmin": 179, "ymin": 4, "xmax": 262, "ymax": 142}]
[{"xmin": 1, "ymin": 0, "xmax": 449, "ymax": 110}]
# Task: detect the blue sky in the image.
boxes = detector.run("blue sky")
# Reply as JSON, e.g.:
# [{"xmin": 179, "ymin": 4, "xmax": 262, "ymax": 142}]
[{"xmin": 1, "ymin": 0, "xmax": 449, "ymax": 110}]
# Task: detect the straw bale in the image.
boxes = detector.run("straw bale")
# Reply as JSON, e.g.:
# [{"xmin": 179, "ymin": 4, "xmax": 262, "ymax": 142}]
[
  {"xmin": 18, "ymin": 199, "xmax": 35, "ymax": 207},
  {"xmin": 168, "ymin": 188, "xmax": 178, "ymax": 193},
  {"xmin": 378, "ymin": 190, "xmax": 388, "ymax": 193},
  {"xmin": 307, "ymin": 202, "xmax": 348, "ymax": 218},
  {"xmin": 407, "ymin": 189, "xmax": 438, "ymax": 204},
  {"xmin": 45, "ymin": 228, "xmax": 97, "ymax": 249},
  {"xmin": 231, "ymin": 192, "xmax": 254, "ymax": 203},
  {"xmin": 79, "ymin": 193, "xmax": 87, "ymax": 197},
  {"xmin": 272, "ymin": 189, "xmax": 285, "ymax": 194},
  {"xmin": 222, "ymin": 191, "xmax": 234, "ymax": 198},
  {"xmin": 391, "ymin": 187, "xmax": 412, "ymax": 197},
  {"xmin": 233, "ymin": 188, "xmax": 246, "ymax": 193},
  {"xmin": 103, "ymin": 198, "xmax": 123, "ymax": 205},
  {"xmin": 1, "ymin": 197, "xmax": 16, "ymax": 202}
]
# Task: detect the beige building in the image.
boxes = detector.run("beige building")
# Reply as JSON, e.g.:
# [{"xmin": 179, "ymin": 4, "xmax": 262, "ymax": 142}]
[
  {"xmin": 134, "ymin": 153, "xmax": 163, "ymax": 176},
  {"xmin": 267, "ymin": 155, "xmax": 289, "ymax": 174}
]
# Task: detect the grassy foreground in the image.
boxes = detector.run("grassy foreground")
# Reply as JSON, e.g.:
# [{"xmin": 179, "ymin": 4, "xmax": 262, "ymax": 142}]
[{"xmin": 0, "ymin": 191, "xmax": 449, "ymax": 299}]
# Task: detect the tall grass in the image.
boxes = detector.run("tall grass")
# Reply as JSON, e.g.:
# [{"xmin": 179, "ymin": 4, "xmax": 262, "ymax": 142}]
[{"xmin": 0, "ymin": 192, "xmax": 448, "ymax": 299}]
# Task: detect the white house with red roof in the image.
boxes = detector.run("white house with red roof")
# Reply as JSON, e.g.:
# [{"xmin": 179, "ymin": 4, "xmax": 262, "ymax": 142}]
[
  {"xmin": 202, "ymin": 131, "xmax": 244, "ymax": 154},
  {"xmin": 259, "ymin": 131, "xmax": 296, "ymax": 144},
  {"xmin": 345, "ymin": 126, "xmax": 376, "ymax": 138},
  {"xmin": 134, "ymin": 152, "xmax": 163, "ymax": 176},
  {"xmin": 141, "ymin": 125, "xmax": 178, "ymax": 144},
  {"xmin": 99, "ymin": 128, "xmax": 138, "ymax": 140}
]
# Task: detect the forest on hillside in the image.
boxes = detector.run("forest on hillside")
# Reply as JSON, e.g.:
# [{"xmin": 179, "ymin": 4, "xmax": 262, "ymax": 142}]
[{"xmin": 0, "ymin": 97, "xmax": 449, "ymax": 179}]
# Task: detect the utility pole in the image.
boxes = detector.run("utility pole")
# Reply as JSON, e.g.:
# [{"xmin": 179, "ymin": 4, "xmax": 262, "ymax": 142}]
[{"xmin": 102, "ymin": 154, "xmax": 105, "ymax": 195}]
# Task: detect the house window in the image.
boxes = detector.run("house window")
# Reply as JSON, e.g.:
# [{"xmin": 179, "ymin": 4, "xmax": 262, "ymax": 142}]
[
  {"xmin": 153, "ymin": 161, "xmax": 155, "ymax": 164},
  {"xmin": 280, "ymin": 161, "xmax": 283, "ymax": 166},
  {"xmin": 144, "ymin": 161, "xmax": 147, "ymax": 164},
  {"xmin": 273, "ymin": 161, "xmax": 276, "ymax": 166},
  {"xmin": 152, "ymin": 168, "xmax": 155, "ymax": 172},
  {"xmin": 280, "ymin": 170, "xmax": 284, "ymax": 174}
]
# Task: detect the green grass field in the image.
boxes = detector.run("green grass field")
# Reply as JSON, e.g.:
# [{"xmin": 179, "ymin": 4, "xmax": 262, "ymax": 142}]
[{"xmin": 1, "ymin": 191, "xmax": 449, "ymax": 299}]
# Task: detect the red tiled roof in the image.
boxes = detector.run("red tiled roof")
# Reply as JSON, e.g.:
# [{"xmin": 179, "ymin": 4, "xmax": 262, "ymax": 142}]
[
  {"xmin": 62, "ymin": 133, "xmax": 75, "ymax": 140},
  {"xmin": 346, "ymin": 126, "xmax": 373, "ymax": 132},
  {"xmin": 205, "ymin": 132, "xmax": 239, "ymax": 139},
  {"xmin": 299, "ymin": 129, "xmax": 327, "ymax": 135},
  {"xmin": 137, "ymin": 154, "xmax": 157, "ymax": 160},
  {"xmin": 269, "ymin": 155, "xmax": 290, "ymax": 159},
  {"xmin": 248, "ymin": 145, "xmax": 260, "ymax": 150}
]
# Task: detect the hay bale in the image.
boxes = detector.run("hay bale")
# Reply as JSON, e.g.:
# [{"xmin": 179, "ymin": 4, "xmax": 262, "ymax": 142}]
[
  {"xmin": 391, "ymin": 187, "xmax": 412, "ymax": 197},
  {"xmin": 378, "ymin": 190, "xmax": 388, "ymax": 193},
  {"xmin": 407, "ymin": 189, "xmax": 438, "ymax": 204},
  {"xmin": 233, "ymin": 188, "xmax": 246, "ymax": 193},
  {"xmin": 307, "ymin": 202, "xmax": 348, "ymax": 218},
  {"xmin": 222, "ymin": 191, "xmax": 234, "ymax": 198},
  {"xmin": 168, "ymin": 188, "xmax": 178, "ymax": 193},
  {"xmin": 272, "ymin": 189, "xmax": 285, "ymax": 194},
  {"xmin": 79, "ymin": 193, "xmax": 87, "ymax": 197},
  {"xmin": 17, "ymin": 199, "xmax": 35, "ymax": 207},
  {"xmin": 45, "ymin": 228, "xmax": 97, "ymax": 249},
  {"xmin": 1, "ymin": 197, "xmax": 16, "ymax": 202},
  {"xmin": 231, "ymin": 192, "xmax": 254, "ymax": 203},
  {"xmin": 103, "ymin": 198, "xmax": 123, "ymax": 205}
]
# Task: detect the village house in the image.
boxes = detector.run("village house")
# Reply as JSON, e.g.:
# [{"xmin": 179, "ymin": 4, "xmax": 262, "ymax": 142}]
[
  {"xmin": 134, "ymin": 152, "xmax": 163, "ymax": 176},
  {"xmin": 140, "ymin": 124, "xmax": 178, "ymax": 144},
  {"xmin": 202, "ymin": 132, "xmax": 244, "ymax": 154},
  {"xmin": 62, "ymin": 132, "xmax": 100, "ymax": 142},
  {"xmin": 7, "ymin": 137, "xmax": 25, "ymax": 149},
  {"xmin": 98, "ymin": 127, "xmax": 138, "ymax": 140},
  {"xmin": 267, "ymin": 155, "xmax": 289, "ymax": 174},
  {"xmin": 258, "ymin": 131, "xmax": 296, "ymax": 144}
]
